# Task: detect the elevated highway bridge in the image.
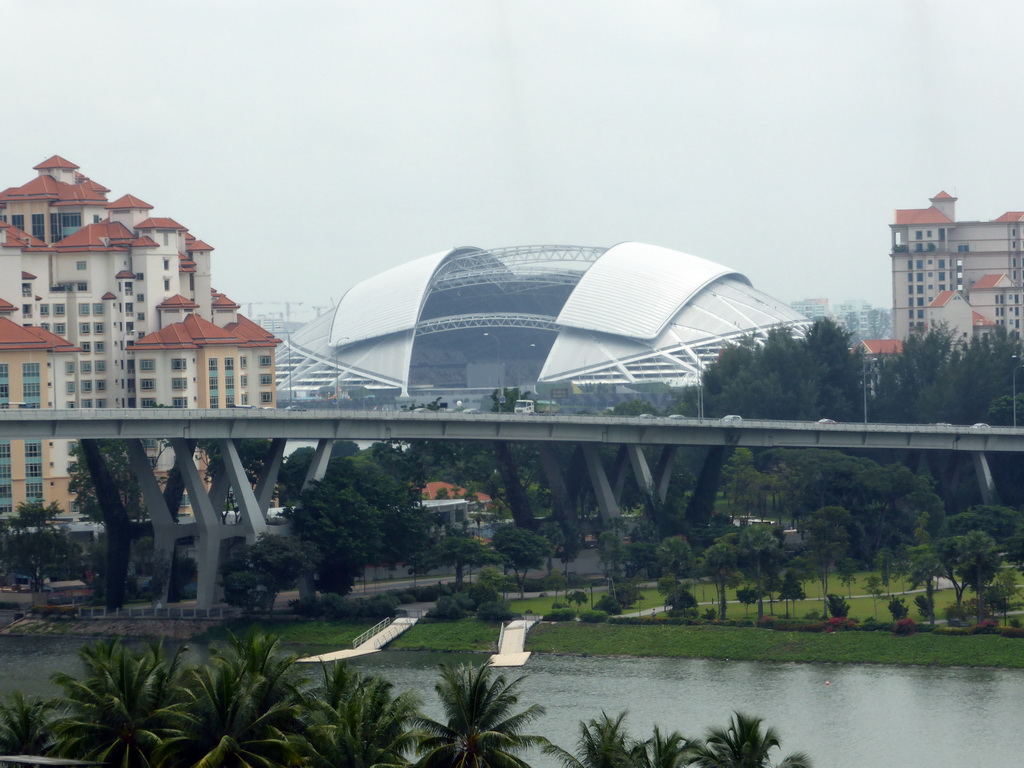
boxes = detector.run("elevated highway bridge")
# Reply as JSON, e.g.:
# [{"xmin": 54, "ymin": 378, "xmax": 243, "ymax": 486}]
[{"xmin": 2, "ymin": 409, "xmax": 1015, "ymax": 608}]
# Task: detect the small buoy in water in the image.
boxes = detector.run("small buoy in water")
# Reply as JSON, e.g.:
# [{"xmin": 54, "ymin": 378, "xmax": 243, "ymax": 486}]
[{"xmin": 825, "ymin": 681, "xmax": 831, "ymax": 686}]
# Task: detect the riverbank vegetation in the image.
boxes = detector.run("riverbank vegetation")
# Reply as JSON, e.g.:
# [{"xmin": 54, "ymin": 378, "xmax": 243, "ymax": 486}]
[{"xmin": 0, "ymin": 630, "xmax": 813, "ymax": 768}]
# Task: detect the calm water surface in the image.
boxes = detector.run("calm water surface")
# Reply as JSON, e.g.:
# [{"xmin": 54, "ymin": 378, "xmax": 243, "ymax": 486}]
[{"xmin": 2, "ymin": 636, "xmax": 1021, "ymax": 768}]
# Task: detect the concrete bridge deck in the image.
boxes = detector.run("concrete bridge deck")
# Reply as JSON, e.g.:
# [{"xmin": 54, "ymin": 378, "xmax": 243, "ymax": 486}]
[{"xmin": 296, "ymin": 616, "xmax": 417, "ymax": 663}]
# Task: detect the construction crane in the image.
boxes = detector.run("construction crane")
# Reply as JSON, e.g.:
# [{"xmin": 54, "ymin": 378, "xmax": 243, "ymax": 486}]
[{"xmin": 244, "ymin": 301, "xmax": 304, "ymax": 322}]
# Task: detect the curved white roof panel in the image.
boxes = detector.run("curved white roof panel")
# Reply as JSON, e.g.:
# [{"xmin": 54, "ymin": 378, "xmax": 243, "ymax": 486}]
[
  {"xmin": 555, "ymin": 242, "xmax": 747, "ymax": 340},
  {"xmin": 330, "ymin": 249, "xmax": 452, "ymax": 346}
]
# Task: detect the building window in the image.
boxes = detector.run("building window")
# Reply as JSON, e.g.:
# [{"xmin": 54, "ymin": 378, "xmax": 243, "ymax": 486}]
[
  {"xmin": 139, "ymin": 359, "xmax": 155, "ymax": 371},
  {"xmin": 25, "ymin": 482, "xmax": 43, "ymax": 500},
  {"xmin": 21, "ymin": 305, "xmax": 32, "ymax": 318},
  {"xmin": 172, "ymin": 398, "xmax": 187, "ymax": 408},
  {"xmin": 140, "ymin": 379, "xmax": 155, "ymax": 391},
  {"xmin": 80, "ymin": 323, "xmax": 91, "ymax": 335},
  {"xmin": 67, "ymin": 382, "xmax": 76, "ymax": 394},
  {"xmin": 917, "ymin": 286, "xmax": 923, "ymax": 294},
  {"xmin": 124, "ymin": 282, "xmax": 133, "ymax": 295},
  {"xmin": 240, "ymin": 357, "xmax": 247, "ymax": 369},
  {"xmin": 81, "ymin": 400, "xmax": 92, "ymax": 408},
  {"xmin": 55, "ymin": 324, "xmax": 66, "ymax": 335},
  {"xmin": 259, "ymin": 355, "xmax": 271, "ymax": 367},
  {"xmin": 141, "ymin": 398, "xmax": 157, "ymax": 408},
  {"xmin": 96, "ymin": 380, "xmax": 106, "ymax": 391},
  {"xmin": 79, "ymin": 303, "xmax": 90, "ymax": 316},
  {"xmin": 260, "ymin": 392, "xmax": 273, "ymax": 403},
  {"xmin": 93, "ymin": 303, "xmax": 104, "ymax": 315},
  {"xmin": 163, "ymin": 279, "xmax": 170, "ymax": 291},
  {"xmin": 224, "ymin": 357, "xmax": 234, "ymax": 370},
  {"xmin": 11, "ymin": 214, "xmax": 24, "ymax": 231},
  {"xmin": 31, "ymin": 214, "xmax": 45, "ymax": 240},
  {"xmin": 21, "ymin": 283, "xmax": 31, "ymax": 297},
  {"xmin": 96, "ymin": 399, "xmax": 106, "ymax": 407},
  {"xmin": 26, "ymin": 463, "xmax": 42, "ymax": 478},
  {"xmin": 65, "ymin": 362, "xmax": 75, "ymax": 375},
  {"xmin": 25, "ymin": 441, "xmax": 41, "ymax": 458},
  {"xmin": 209, "ymin": 396, "xmax": 219, "ymax": 408},
  {"xmin": 54, "ymin": 304, "xmax": 65, "ymax": 317},
  {"xmin": 39, "ymin": 305, "xmax": 49, "ymax": 316},
  {"xmin": 260, "ymin": 374, "xmax": 273, "ymax": 386},
  {"xmin": 916, "ymin": 231, "xmax": 922, "ymax": 240},
  {"xmin": 171, "ymin": 378, "xmax": 187, "ymax": 390},
  {"xmin": 80, "ymin": 361, "xmax": 92, "ymax": 373},
  {"xmin": 81, "ymin": 381, "xmax": 92, "ymax": 393},
  {"xmin": 171, "ymin": 358, "xmax": 187, "ymax": 370},
  {"xmin": 77, "ymin": 283, "xmax": 87, "ymax": 291},
  {"xmin": 95, "ymin": 342, "xmax": 104, "ymax": 353},
  {"xmin": 137, "ymin": 313, "xmax": 145, "ymax": 321},
  {"xmin": 163, "ymin": 258, "xmax": 170, "ymax": 270},
  {"xmin": 240, "ymin": 375, "xmax": 248, "ymax": 386},
  {"xmin": 76, "ymin": 261, "xmax": 87, "ymax": 271},
  {"xmin": 93, "ymin": 322, "xmax": 104, "ymax": 334},
  {"xmin": 958, "ymin": 244, "xmax": 970, "ymax": 252}
]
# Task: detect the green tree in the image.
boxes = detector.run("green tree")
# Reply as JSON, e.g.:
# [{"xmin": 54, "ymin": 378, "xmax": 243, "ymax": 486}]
[
  {"xmin": 700, "ymin": 540, "xmax": 739, "ymax": 620},
  {"xmin": 907, "ymin": 544, "xmax": 943, "ymax": 625},
  {"xmin": 51, "ymin": 639, "xmax": 187, "ymax": 768},
  {"xmin": 777, "ymin": 570, "xmax": 805, "ymax": 618},
  {"xmin": 987, "ymin": 569, "xmax": 1020, "ymax": 622},
  {"xmin": 491, "ymin": 526, "xmax": 551, "ymax": 597},
  {"xmin": 2, "ymin": 501, "xmax": 77, "ymax": 592},
  {"xmin": 864, "ymin": 575, "xmax": 885, "ymax": 619},
  {"xmin": 415, "ymin": 663, "xmax": 547, "ymax": 768},
  {"xmin": 739, "ymin": 525, "xmax": 781, "ymax": 619},
  {"xmin": 836, "ymin": 559, "xmax": 858, "ymax": 598},
  {"xmin": 544, "ymin": 710, "xmax": 636, "ymax": 768},
  {"xmin": 956, "ymin": 530, "xmax": 1000, "ymax": 624},
  {"xmin": 291, "ymin": 456, "xmax": 430, "ymax": 595},
  {"xmin": 802, "ymin": 506, "xmax": 851, "ymax": 615},
  {"xmin": 429, "ymin": 533, "xmax": 501, "ymax": 589},
  {"xmin": 567, "ymin": 590, "xmax": 589, "ymax": 615},
  {"xmin": 0, "ymin": 691, "xmax": 55, "ymax": 755},
  {"xmin": 688, "ymin": 711, "xmax": 812, "ymax": 768},
  {"xmin": 222, "ymin": 534, "xmax": 314, "ymax": 615},
  {"xmin": 303, "ymin": 663, "xmax": 421, "ymax": 768}
]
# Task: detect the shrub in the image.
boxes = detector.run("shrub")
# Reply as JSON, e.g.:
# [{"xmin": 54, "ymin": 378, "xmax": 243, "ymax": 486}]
[
  {"xmin": 668, "ymin": 588, "xmax": 698, "ymax": 615},
  {"xmin": 756, "ymin": 616, "xmax": 776, "ymax": 629},
  {"xmin": 427, "ymin": 596, "xmax": 467, "ymax": 620},
  {"xmin": 826, "ymin": 594, "xmax": 850, "ymax": 618},
  {"xmin": 893, "ymin": 618, "xmax": 917, "ymax": 636},
  {"xmin": 999, "ymin": 626, "xmax": 1024, "ymax": 638},
  {"xmin": 550, "ymin": 602, "xmax": 567, "ymax": 610},
  {"xmin": 580, "ymin": 610, "xmax": 609, "ymax": 623},
  {"xmin": 973, "ymin": 619, "xmax": 1000, "ymax": 635},
  {"xmin": 826, "ymin": 616, "xmax": 857, "ymax": 632},
  {"xmin": 702, "ymin": 608, "xmax": 718, "ymax": 621},
  {"xmin": 543, "ymin": 608, "xmax": 576, "ymax": 622},
  {"xmin": 1010, "ymin": 618, "xmax": 1022, "ymax": 629},
  {"xmin": 594, "ymin": 595, "xmax": 622, "ymax": 615},
  {"xmin": 887, "ymin": 596, "xmax": 909, "ymax": 621},
  {"xmin": 291, "ymin": 593, "xmax": 399, "ymax": 620},
  {"xmin": 29, "ymin": 605, "xmax": 76, "ymax": 618},
  {"xmin": 476, "ymin": 600, "xmax": 514, "ymax": 621}
]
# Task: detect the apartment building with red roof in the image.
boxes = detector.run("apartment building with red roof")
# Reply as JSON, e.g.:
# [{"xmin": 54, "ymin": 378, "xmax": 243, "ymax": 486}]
[
  {"xmin": 0, "ymin": 156, "xmax": 280, "ymax": 410},
  {"xmin": 0, "ymin": 156, "xmax": 281, "ymax": 513},
  {"xmin": 891, "ymin": 192, "xmax": 1024, "ymax": 339}
]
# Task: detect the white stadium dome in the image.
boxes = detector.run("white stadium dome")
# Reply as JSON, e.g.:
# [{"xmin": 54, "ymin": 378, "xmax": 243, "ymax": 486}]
[{"xmin": 279, "ymin": 243, "xmax": 811, "ymax": 398}]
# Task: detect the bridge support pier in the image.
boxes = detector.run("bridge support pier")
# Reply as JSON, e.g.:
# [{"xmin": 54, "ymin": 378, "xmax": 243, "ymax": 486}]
[
  {"xmin": 971, "ymin": 451, "xmax": 998, "ymax": 505},
  {"xmin": 582, "ymin": 445, "xmax": 620, "ymax": 520}
]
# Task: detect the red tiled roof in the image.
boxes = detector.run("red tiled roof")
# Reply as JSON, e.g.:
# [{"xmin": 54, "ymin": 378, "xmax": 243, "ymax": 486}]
[
  {"xmin": 0, "ymin": 316, "xmax": 79, "ymax": 353},
  {"xmin": 52, "ymin": 221, "xmax": 135, "ymax": 252},
  {"xmin": 130, "ymin": 236, "xmax": 159, "ymax": 247},
  {"xmin": 225, "ymin": 315, "xmax": 282, "ymax": 347},
  {"xmin": 21, "ymin": 271, "xmax": 36, "ymax": 280},
  {"xmin": 188, "ymin": 239, "xmax": 214, "ymax": 251},
  {"xmin": 931, "ymin": 191, "xmax": 956, "ymax": 201},
  {"xmin": 929, "ymin": 290, "xmax": 959, "ymax": 307},
  {"xmin": 421, "ymin": 481, "xmax": 492, "ymax": 503},
  {"xmin": 115, "ymin": 270, "xmax": 136, "ymax": 279},
  {"xmin": 971, "ymin": 274, "xmax": 1009, "ymax": 290},
  {"xmin": 133, "ymin": 314, "xmax": 238, "ymax": 350},
  {"xmin": 973, "ymin": 311, "xmax": 997, "ymax": 327},
  {"xmin": 992, "ymin": 212, "xmax": 1024, "ymax": 223},
  {"xmin": 0, "ymin": 174, "xmax": 109, "ymax": 207},
  {"xmin": 101, "ymin": 292, "xmax": 117, "ymax": 300},
  {"xmin": 33, "ymin": 155, "xmax": 79, "ymax": 170},
  {"xmin": 893, "ymin": 207, "xmax": 954, "ymax": 225},
  {"xmin": 212, "ymin": 294, "xmax": 240, "ymax": 310},
  {"xmin": 134, "ymin": 217, "xmax": 186, "ymax": 230},
  {"xmin": 0, "ymin": 224, "xmax": 49, "ymax": 251},
  {"xmin": 0, "ymin": 299, "xmax": 16, "ymax": 313},
  {"xmin": 157, "ymin": 294, "xmax": 199, "ymax": 310},
  {"xmin": 105, "ymin": 194, "xmax": 153, "ymax": 210},
  {"xmin": 859, "ymin": 339, "xmax": 904, "ymax": 355}
]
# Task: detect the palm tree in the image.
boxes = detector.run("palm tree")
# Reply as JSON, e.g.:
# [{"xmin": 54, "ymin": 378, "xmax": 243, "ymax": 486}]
[
  {"xmin": 688, "ymin": 712, "xmax": 811, "ymax": 768},
  {"xmin": 956, "ymin": 530, "xmax": 1000, "ymax": 624},
  {"xmin": 50, "ymin": 639, "xmax": 186, "ymax": 768},
  {"xmin": 414, "ymin": 662, "xmax": 547, "ymax": 768},
  {"xmin": 545, "ymin": 711, "xmax": 637, "ymax": 768},
  {"xmin": 739, "ymin": 525, "xmax": 780, "ymax": 620},
  {"xmin": 303, "ymin": 662, "xmax": 422, "ymax": 768},
  {"xmin": 155, "ymin": 630, "xmax": 305, "ymax": 768},
  {"xmin": 0, "ymin": 690, "xmax": 56, "ymax": 755},
  {"xmin": 632, "ymin": 726, "xmax": 690, "ymax": 768}
]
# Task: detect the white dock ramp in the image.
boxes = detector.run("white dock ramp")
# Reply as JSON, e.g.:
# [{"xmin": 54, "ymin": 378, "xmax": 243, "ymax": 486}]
[
  {"xmin": 297, "ymin": 616, "xmax": 418, "ymax": 663},
  {"xmin": 488, "ymin": 618, "xmax": 538, "ymax": 667}
]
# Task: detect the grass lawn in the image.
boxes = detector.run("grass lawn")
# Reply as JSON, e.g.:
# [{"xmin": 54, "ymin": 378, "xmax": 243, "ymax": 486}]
[
  {"xmin": 388, "ymin": 618, "xmax": 500, "ymax": 653},
  {"xmin": 527, "ymin": 622, "xmax": 1024, "ymax": 668}
]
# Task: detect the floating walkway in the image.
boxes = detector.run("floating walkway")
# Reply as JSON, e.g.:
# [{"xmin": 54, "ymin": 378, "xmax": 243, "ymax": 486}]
[
  {"xmin": 297, "ymin": 616, "xmax": 418, "ymax": 663},
  {"xmin": 488, "ymin": 618, "xmax": 539, "ymax": 667}
]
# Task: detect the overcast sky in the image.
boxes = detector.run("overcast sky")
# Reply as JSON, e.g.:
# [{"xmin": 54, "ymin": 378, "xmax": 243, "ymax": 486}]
[{"xmin": 4, "ymin": 1, "xmax": 1020, "ymax": 323}]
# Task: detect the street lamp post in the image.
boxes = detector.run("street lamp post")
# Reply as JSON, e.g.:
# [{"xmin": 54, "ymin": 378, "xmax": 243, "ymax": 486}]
[
  {"xmin": 862, "ymin": 355, "xmax": 876, "ymax": 424},
  {"xmin": 483, "ymin": 332, "xmax": 503, "ymax": 402},
  {"xmin": 1012, "ymin": 356, "xmax": 1024, "ymax": 427}
]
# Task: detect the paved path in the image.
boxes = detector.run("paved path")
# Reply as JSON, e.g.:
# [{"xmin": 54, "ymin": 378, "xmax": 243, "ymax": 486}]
[
  {"xmin": 489, "ymin": 618, "xmax": 539, "ymax": 667},
  {"xmin": 296, "ymin": 616, "xmax": 418, "ymax": 663}
]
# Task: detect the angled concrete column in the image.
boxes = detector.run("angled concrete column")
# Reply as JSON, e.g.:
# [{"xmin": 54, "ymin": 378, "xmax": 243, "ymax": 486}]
[
  {"xmin": 582, "ymin": 444, "xmax": 619, "ymax": 520},
  {"xmin": 538, "ymin": 444, "xmax": 572, "ymax": 518},
  {"xmin": 126, "ymin": 440, "xmax": 198, "ymax": 604},
  {"xmin": 654, "ymin": 446, "xmax": 678, "ymax": 503},
  {"xmin": 255, "ymin": 438, "xmax": 287, "ymax": 510},
  {"xmin": 971, "ymin": 451, "xmax": 998, "ymax": 505},
  {"xmin": 302, "ymin": 439, "xmax": 333, "ymax": 491},
  {"xmin": 626, "ymin": 445, "xmax": 655, "ymax": 499},
  {"xmin": 611, "ymin": 446, "xmax": 630, "ymax": 504},
  {"xmin": 215, "ymin": 439, "xmax": 268, "ymax": 541}
]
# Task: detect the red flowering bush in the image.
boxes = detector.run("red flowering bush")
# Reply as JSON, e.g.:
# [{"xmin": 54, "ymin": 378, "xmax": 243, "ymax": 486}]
[{"xmin": 893, "ymin": 618, "xmax": 917, "ymax": 636}]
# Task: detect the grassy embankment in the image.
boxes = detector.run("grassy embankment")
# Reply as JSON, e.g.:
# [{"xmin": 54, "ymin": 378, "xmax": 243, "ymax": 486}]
[{"xmin": 526, "ymin": 621, "xmax": 1024, "ymax": 668}]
